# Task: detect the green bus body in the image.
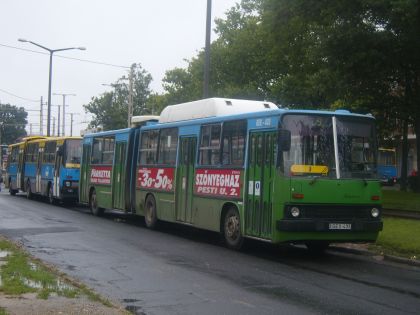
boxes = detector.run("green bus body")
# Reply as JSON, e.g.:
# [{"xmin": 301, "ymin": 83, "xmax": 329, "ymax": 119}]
[{"xmin": 79, "ymin": 99, "xmax": 382, "ymax": 248}]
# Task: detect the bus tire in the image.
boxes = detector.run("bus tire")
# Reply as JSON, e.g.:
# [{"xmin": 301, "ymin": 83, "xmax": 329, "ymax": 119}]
[
  {"xmin": 9, "ymin": 180, "xmax": 16, "ymax": 196},
  {"xmin": 48, "ymin": 184, "xmax": 55, "ymax": 205},
  {"xmin": 144, "ymin": 195, "xmax": 158, "ymax": 229},
  {"xmin": 26, "ymin": 181, "xmax": 32, "ymax": 199},
  {"xmin": 305, "ymin": 241, "xmax": 330, "ymax": 254},
  {"xmin": 90, "ymin": 189, "xmax": 104, "ymax": 216},
  {"xmin": 223, "ymin": 206, "xmax": 244, "ymax": 250}
]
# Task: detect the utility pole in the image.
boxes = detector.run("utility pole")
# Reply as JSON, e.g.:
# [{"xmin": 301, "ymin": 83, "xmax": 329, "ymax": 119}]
[
  {"xmin": 56, "ymin": 105, "xmax": 61, "ymax": 137},
  {"xmin": 128, "ymin": 66, "xmax": 134, "ymax": 127},
  {"xmin": 54, "ymin": 93, "xmax": 75, "ymax": 136},
  {"xmin": 40, "ymin": 96, "xmax": 44, "ymax": 136},
  {"xmin": 203, "ymin": 0, "xmax": 212, "ymax": 98},
  {"xmin": 68, "ymin": 113, "xmax": 80, "ymax": 136},
  {"xmin": 52, "ymin": 117, "xmax": 56, "ymax": 136}
]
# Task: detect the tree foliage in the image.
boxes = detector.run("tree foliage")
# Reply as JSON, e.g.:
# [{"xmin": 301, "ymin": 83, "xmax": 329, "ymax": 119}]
[{"xmin": 0, "ymin": 103, "xmax": 27, "ymax": 144}]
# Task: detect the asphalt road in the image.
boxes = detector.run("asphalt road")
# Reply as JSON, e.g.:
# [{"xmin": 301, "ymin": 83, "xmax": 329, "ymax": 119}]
[{"xmin": 0, "ymin": 189, "xmax": 419, "ymax": 315}]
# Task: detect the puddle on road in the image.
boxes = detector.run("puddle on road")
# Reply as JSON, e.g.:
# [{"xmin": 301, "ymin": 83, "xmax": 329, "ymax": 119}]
[
  {"xmin": 125, "ymin": 305, "xmax": 146, "ymax": 315},
  {"xmin": 22, "ymin": 277, "xmax": 75, "ymax": 291},
  {"xmin": 0, "ymin": 250, "xmax": 11, "ymax": 259},
  {"xmin": 0, "ymin": 250, "xmax": 12, "ymax": 286},
  {"xmin": 0, "ymin": 252, "xmax": 77, "ymax": 295}
]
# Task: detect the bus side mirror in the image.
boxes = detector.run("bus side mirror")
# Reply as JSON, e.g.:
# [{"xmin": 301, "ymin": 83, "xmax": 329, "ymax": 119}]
[{"xmin": 278, "ymin": 129, "xmax": 291, "ymax": 152}]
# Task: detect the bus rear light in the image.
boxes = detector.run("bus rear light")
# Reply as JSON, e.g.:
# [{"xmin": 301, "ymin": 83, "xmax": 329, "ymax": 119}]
[
  {"xmin": 371, "ymin": 195, "xmax": 380, "ymax": 201},
  {"xmin": 292, "ymin": 193, "xmax": 304, "ymax": 199}
]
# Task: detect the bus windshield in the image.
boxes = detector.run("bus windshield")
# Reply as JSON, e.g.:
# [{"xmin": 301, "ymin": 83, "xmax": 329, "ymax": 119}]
[
  {"xmin": 65, "ymin": 140, "xmax": 82, "ymax": 165},
  {"xmin": 281, "ymin": 114, "xmax": 377, "ymax": 179}
]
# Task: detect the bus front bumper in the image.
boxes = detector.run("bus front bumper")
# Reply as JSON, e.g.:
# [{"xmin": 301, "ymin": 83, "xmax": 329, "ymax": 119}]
[
  {"xmin": 60, "ymin": 187, "xmax": 78, "ymax": 200},
  {"xmin": 276, "ymin": 219, "xmax": 383, "ymax": 232}
]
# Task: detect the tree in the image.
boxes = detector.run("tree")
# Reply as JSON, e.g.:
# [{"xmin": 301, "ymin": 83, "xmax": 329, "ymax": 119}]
[
  {"xmin": 84, "ymin": 63, "xmax": 153, "ymax": 130},
  {"xmin": 0, "ymin": 103, "xmax": 27, "ymax": 144}
]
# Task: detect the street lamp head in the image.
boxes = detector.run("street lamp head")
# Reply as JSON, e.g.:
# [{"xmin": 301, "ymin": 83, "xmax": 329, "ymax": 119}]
[
  {"xmin": 78, "ymin": 47, "xmax": 86, "ymax": 51},
  {"xmin": 18, "ymin": 38, "xmax": 28, "ymax": 42}
]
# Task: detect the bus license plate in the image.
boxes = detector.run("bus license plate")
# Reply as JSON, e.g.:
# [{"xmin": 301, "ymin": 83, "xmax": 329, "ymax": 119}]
[{"xmin": 329, "ymin": 223, "xmax": 351, "ymax": 230}]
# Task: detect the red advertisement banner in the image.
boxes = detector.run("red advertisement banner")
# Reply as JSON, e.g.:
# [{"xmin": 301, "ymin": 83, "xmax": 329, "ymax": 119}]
[
  {"xmin": 90, "ymin": 166, "xmax": 112, "ymax": 185},
  {"xmin": 137, "ymin": 167, "xmax": 175, "ymax": 191},
  {"xmin": 194, "ymin": 169, "xmax": 242, "ymax": 198}
]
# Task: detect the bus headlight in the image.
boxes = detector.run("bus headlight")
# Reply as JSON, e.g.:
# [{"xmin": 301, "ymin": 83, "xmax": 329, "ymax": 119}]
[
  {"xmin": 290, "ymin": 207, "xmax": 300, "ymax": 218},
  {"xmin": 371, "ymin": 208, "xmax": 380, "ymax": 218},
  {"xmin": 64, "ymin": 181, "xmax": 72, "ymax": 187}
]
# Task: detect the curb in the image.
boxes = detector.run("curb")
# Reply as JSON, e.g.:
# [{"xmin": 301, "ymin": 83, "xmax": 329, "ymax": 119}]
[
  {"xmin": 382, "ymin": 209, "xmax": 420, "ymax": 220},
  {"xmin": 329, "ymin": 245, "xmax": 420, "ymax": 267},
  {"xmin": 383, "ymin": 254, "xmax": 420, "ymax": 267}
]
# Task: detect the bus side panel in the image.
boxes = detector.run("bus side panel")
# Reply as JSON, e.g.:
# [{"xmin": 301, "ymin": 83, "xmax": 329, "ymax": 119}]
[
  {"xmin": 40, "ymin": 163, "xmax": 54, "ymax": 196},
  {"xmin": 24, "ymin": 163, "xmax": 37, "ymax": 193},
  {"xmin": 79, "ymin": 143, "xmax": 91, "ymax": 204},
  {"xmin": 7, "ymin": 163, "xmax": 18, "ymax": 190}
]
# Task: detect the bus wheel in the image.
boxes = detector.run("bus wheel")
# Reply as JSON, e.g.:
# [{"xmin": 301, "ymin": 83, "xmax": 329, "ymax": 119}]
[
  {"xmin": 26, "ymin": 181, "xmax": 32, "ymax": 199},
  {"xmin": 223, "ymin": 207, "xmax": 244, "ymax": 250},
  {"xmin": 9, "ymin": 183, "xmax": 16, "ymax": 196},
  {"xmin": 48, "ymin": 185, "xmax": 55, "ymax": 204},
  {"xmin": 144, "ymin": 195, "xmax": 158, "ymax": 229},
  {"xmin": 305, "ymin": 241, "xmax": 330, "ymax": 254},
  {"xmin": 90, "ymin": 189, "xmax": 104, "ymax": 216}
]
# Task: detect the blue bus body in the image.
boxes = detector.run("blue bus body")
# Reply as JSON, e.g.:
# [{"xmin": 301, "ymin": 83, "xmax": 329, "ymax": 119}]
[
  {"xmin": 378, "ymin": 148, "xmax": 397, "ymax": 185},
  {"xmin": 6, "ymin": 137, "xmax": 82, "ymax": 202}
]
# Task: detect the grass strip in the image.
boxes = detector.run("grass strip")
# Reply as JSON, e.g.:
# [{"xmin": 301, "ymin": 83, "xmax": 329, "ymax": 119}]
[
  {"xmin": 0, "ymin": 236, "xmax": 116, "ymax": 308},
  {"xmin": 382, "ymin": 190, "xmax": 420, "ymax": 212},
  {"xmin": 370, "ymin": 217, "xmax": 420, "ymax": 260},
  {"xmin": 0, "ymin": 238, "xmax": 79, "ymax": 299}
]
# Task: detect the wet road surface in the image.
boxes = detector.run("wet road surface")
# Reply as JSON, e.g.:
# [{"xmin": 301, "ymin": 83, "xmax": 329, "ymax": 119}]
[{"xmin": 0, "ymin": 190, "xmax": 419, "ymax": 314}]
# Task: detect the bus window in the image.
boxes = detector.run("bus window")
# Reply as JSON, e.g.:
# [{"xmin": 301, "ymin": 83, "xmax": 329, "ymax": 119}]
[
  {"xmin": 199, "ymin": 124, "xmax": 221, "ymax": 165},
  {"xmin": 43, "ymin": 141, "xmax": 56, "ymax": 164},
  {"xmin": 92, "ymin": 138, "xmax": 102, "ymax": 164},
  {"xmin": 65, "ymin": 140, "xmax": 82, "ymax": 164},
  {"xmin": 222, "ymin": 120, "xmax": 246, "ymax": 166},
  {"xmin": 91, "ymin": 137, "xmax": 114, "ymax": 164},
  {"xmin": 25, "ymin": 143, "xmax": 38, "ymax": 163},
  {"xmin": 102, "ymin": 138, "xmax": 114, "ymax": 164},
  {"xmin": 11, "ymin": 147, "xmax": 19, "ymax": 163},
  {"xmin": 139, "ymin": 130, "xmax": 159, "ymax": 165},
  {"xmin": 158, "ymin": 128, "xmax": 178, "ymax": 165}
]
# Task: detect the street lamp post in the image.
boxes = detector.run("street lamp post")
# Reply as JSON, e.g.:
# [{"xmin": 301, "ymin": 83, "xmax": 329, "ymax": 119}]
[{"xmin": 18, "ymin": 39, "xmax": 85, "ymax": 136}]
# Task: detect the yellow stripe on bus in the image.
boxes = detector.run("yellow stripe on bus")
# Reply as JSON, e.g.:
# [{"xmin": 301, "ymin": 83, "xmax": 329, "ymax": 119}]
[
  {"xmin": 65, "ymin": 163, "xmax": 80, "ymax": 169},
  {"xmin": 290, "ymin": 164, "xmax": 329, "ymax": 175}
]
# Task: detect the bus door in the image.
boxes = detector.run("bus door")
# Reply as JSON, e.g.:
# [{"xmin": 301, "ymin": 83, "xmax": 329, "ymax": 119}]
[
  {"xmin": 79, "ymin": 143, "xmax": 91, "ymax": 203},
  {"xmin": 36, "ymin": 147, "xmax": 43, "ymax": 193},
  {"xmin": 17, "ymin": 147, "xmax": 24, "ymax": 190},
  {"xmin": 112, "ymin": 141, "xmax": 127, "ymax": 210},
  {"xmin": 53, "ymin": 145, "xmax": 63, "ymax": 198},
  {"xmin": 246, "ymin": 131, "xmax": 277, "ymax": 239},
  {"xmin": 176, "ymin": 136, "xmax": 197, "ymax": 223}
]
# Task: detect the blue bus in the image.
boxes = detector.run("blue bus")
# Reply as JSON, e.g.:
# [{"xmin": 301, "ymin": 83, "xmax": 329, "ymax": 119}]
[
  {"xmin": 6, "ymin": 136, "xmax": 82, "ymax": 203},
  {"xmin": 378, "ymin": 148, "xmax": 397, "ymax": 185}
]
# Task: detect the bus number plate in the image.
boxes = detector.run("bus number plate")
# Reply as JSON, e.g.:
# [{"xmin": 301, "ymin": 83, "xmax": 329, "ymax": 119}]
[{"xmin": 329, "ymin": 223, "xmax": 351, "ymax": 230}]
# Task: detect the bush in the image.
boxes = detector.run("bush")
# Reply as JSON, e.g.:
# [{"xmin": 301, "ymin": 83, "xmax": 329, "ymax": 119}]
[{"xmin": 408, "ymin": 175, "xmax": 420, "ymax": 193}]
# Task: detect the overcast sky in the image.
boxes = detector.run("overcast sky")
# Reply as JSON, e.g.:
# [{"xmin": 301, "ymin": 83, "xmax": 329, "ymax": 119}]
[{"xmin": 0, "ymin": 0, "xmax": 238, "ymax": 137}]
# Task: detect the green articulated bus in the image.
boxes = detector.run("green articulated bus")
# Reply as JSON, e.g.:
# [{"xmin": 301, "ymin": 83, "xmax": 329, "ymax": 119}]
[{"xmin": 79, "ymin": 98, "xmax": 383, "ymax": 251}]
